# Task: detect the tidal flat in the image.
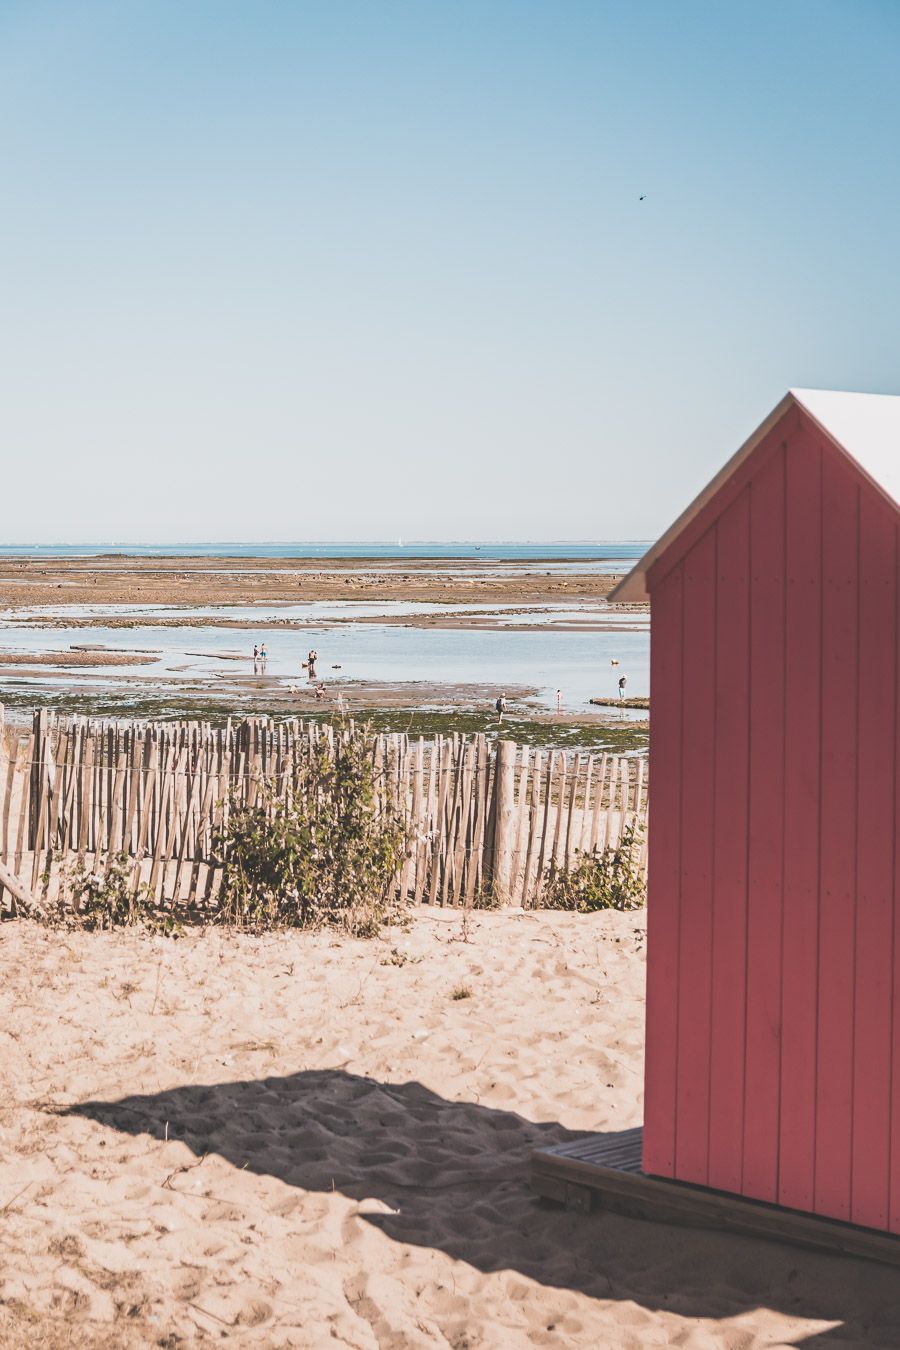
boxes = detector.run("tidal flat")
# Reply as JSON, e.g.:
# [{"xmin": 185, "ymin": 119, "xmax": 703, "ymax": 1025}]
[{"xmin": 0, "ymin": 555, "xmax": 649, "ymax": 750}]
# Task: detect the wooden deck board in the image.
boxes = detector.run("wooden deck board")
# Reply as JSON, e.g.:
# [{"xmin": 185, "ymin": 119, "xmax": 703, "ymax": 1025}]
[{"xmin": 531, "ymin": 1126, "xmax": 900, "ymax": 1266}]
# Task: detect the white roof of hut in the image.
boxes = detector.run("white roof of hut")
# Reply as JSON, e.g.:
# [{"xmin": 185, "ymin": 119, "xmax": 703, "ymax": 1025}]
[{"xmin": 610, "ymin": 389, "xmax": 900, "ymax": 603}]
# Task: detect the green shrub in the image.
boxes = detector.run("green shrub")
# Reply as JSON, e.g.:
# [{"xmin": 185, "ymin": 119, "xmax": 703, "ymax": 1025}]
[
  {"xmin": 212, "ymin": 732, "xmax": 408, "ymax": 936},
  {"xmin": 541, "ymin": 822, "xmax": 646, "ymax": 912},
  {"xmin": 53, "ymin": 852, "xmax": 180, "ymax": 934}
]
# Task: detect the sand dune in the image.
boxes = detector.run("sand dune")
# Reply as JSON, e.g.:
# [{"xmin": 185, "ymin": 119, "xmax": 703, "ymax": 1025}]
[{"xmin": 1, "ymin": 911, "xmax": 898, "ymax": 1347}]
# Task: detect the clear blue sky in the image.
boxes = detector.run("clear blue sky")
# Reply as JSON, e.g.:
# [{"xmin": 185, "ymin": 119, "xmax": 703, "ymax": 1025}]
[{"xmin": 1, "ymin": 1, "xmax": 897, "ymax": 543}]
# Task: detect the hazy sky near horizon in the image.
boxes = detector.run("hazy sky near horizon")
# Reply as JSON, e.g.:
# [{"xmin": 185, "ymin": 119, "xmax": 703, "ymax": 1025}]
[{"xmin": 1, "ymin": 1, "xmax": 898, "ymax": 543}]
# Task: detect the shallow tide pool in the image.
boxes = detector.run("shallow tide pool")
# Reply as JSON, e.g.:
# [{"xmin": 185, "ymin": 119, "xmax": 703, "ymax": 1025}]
[{"xmin": 0, "ymin": 599, "xmax": 649, "ymax": 715}]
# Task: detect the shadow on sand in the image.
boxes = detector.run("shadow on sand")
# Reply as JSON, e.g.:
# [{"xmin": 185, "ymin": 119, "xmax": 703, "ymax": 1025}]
[{"xmin": 65, "ymin": 1069, "xmax": 899, "ymax": 1346}]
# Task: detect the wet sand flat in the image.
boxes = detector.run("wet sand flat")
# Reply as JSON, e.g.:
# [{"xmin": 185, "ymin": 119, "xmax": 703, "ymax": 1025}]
[
  {"xmin": 0, "ymin": 651, "xmax": 151, "ymax": 668},
  {"xmin": 1, "ymin": 912, "xmax": 896, "ymax": 1347},
  {"xmin": 0, "ymin": 556, "xmax": 630, "ymax": 612},
  {"xmin": 6, "ymin": 611, "xmax": 647, "ymax": 636}
]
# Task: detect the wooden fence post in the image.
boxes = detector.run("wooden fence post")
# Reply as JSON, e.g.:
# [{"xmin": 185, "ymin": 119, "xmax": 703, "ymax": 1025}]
[
  {"xmin": 491, "ymin": 739, "xmax": 517, "ymax": 905},
  {"xmin": 30, "ymin": 708, "xmax": 48, "ymax": 849}
]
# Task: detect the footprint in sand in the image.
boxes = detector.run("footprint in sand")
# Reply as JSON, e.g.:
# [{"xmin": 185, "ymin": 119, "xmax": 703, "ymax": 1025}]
[
  {"xmin": 235, "ymin": 1298, "xmax": 272, "ymax": 1327},
  {"xmin": 202, "ymin": 1201, "xmax": 243, "ymax": 1223}
]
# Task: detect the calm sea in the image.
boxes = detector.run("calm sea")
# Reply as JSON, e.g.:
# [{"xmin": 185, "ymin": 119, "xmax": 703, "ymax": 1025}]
[{"xmin": 0, "ymin": 541, "xmax": 649, "ymax": 562}]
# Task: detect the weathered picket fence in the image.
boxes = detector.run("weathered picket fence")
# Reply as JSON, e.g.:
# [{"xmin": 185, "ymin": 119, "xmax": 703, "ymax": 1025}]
[{"xmin": 0, "ymin": 709, "xmax": 647, "ymax": 916}]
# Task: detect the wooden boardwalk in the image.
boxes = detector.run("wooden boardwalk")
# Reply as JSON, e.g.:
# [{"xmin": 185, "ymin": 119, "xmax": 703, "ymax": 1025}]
[{"xmin": 531, "ymin": 1127, "xmax": 900, "ymax": 1266}]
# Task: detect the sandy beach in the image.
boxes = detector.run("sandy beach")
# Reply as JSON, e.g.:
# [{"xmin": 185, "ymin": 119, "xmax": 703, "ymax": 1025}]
[{"xmin": 2, "ymin": 910, "xmax": 897, "ymax": 1348}]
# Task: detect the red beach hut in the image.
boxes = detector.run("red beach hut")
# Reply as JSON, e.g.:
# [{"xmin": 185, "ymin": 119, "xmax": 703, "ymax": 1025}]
[{"xmin": 611, "ymin": 388, "xmax": 900, "ymax": 1236}]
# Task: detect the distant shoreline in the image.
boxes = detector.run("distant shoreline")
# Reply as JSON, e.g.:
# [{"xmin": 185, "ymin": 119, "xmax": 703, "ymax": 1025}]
[{"xmin": 0, "ymin": 541, "xmax": 649, "ymax": 563}]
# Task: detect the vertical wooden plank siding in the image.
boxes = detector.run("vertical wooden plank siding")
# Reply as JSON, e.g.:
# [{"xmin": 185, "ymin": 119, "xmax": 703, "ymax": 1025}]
[
  {"xmin": 647, "ymin": 407, "xmax": 900, "ymax": 1236},
  {"xmin": 674, "ymin": 528, "xmax": 717, "ymax": 1184},
  {"xmin": 707, "ymin": 487, "xmax": 751, "ymax": 1193},
  {"xmin": 778, "ymin": 430, "xmax": 822, "ymax": 1213},
  {"xmin": 891, "ymin": 530, "xmax": 900, "ymax": 1235},
  {"xmin": 743, "ymin": 444, "xmax": 787, "ymax": 1203},
  {"xmin": 642, "ymin": 563, "xmax": 684, "ymax": 1177},
  {"xmin": 814, "ymin": 452, "xmax": 860, "ymax": 1222},
  {"xmin": 850, "ymin": 487, "xmax": 896, "ymax": 1229}
]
